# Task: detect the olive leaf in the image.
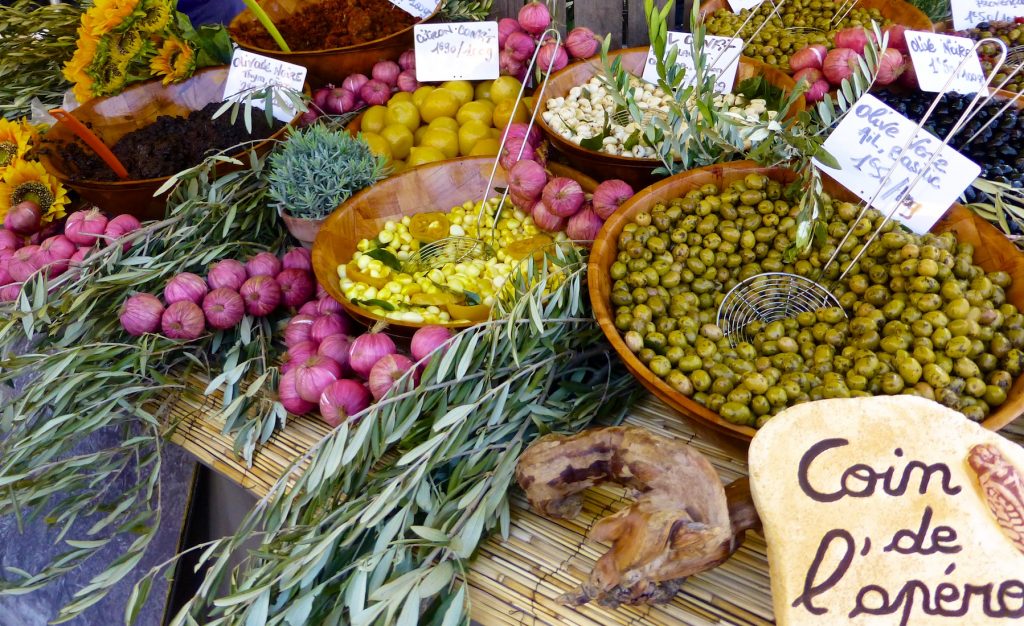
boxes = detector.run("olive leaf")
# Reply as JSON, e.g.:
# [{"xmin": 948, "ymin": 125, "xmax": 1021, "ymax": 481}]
[
  {"xmin": 350, "ymin": 298, "xmax": 398, "ymax": 311},
  {"xmin": 364, "ymin": 248, "xmax": 402, "ymax": 271}
]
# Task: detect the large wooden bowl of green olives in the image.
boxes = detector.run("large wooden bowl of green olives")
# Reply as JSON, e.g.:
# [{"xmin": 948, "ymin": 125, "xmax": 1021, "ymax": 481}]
[{"xmin": 589, "ymin": 161, "xmax": 1024, "ymax": 451}]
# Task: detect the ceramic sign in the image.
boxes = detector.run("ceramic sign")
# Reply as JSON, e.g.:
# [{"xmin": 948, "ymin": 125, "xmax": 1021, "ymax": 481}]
[
  {"xmin": 641, "ymin": 32, "xmax": 743, "ymax": 93},
  {"xmin": 813, "ymin": 93, "xmax": 980, "ymax": 234},
  {"xmin": 750, "ymin": 396, "xmax": 1024, "ymax": 626},
  {"xmin": 905, "ymin": 31, "xmax": 986, "ymax": 95},
  {"xmin": 414, "ymin": 22, "xmax": 499, "ymax": 82},
  {"xmin": 223, "ymin": 49, "xmax": 306, "ymax": 122}
]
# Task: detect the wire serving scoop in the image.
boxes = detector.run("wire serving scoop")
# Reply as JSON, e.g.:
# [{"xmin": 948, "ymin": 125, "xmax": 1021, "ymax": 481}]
[
  {"xmin": 717, "ymin": 37, "xmax": 1017, "ymax": 345},
  {"xmin": 400, "ymin": 30, "xmax": 564, "ymax": 275}
]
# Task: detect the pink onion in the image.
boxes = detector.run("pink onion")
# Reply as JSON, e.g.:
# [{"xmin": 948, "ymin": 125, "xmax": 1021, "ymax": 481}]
[
  {"xmin": 64, "ymin": 209, "xmax": 108, "ymax": 247},
  {"xmin": 537, "ymin": 41, "xmax": 568, "ymax": 73},
  {"xmin": 508, "ymin": 159, "xmax": 548, "ymax": 201},
  {"xmin": 279, "ymin": 368, "xmax": 316, "ymax": 414},
  {"xmin": 372, "ymin": 60, "xmax": 401, "ymax": 87},
  {"xmin": 592, "ymin": 179, "xmax": 634, "ymax": 219},
  {"xmin": 207, "ymin": 259, "xmax": 248, "ymax": 291},
  {"xmin": 511, "ymin": 192, "xmax": 538, "ymax": 213},
  {"xmin": 317, "ymin": 334, "xmax": 352, "ymax": 374},
  {"xmin": 518, "ymin": 1, "xmax": 551, "ymax": 35},
  {"xmin": 505, "ymin": 122, "xmax": 542, "ymax": 147},
  {"xmin": 104, "ymin": 214, "xmax": 141, "ymax": 248},
  {"xmin": 411, "ymin": 325, "xmax": 453, "ymax": 362},
  {"xmin": 202, "ymin": 288, "xmax": 245, "ymax": 330},
  {"xmin": 823, "ymin": 48, "xmax": 860, "ymax": 85},
  {"xmin": 369, "ymin": 354, "xmax": 416, "ymax": 400},
  {"xmin": 8, "ymin": 245, "xmax": 40, "ymax": 282},
  {"xmin": 505, "ymin": 31, "xmax": 536, "ymax": 62},
  {"xmin": 398, "ymin": 49, "xmax": 416, "ymax": 71},
  {"xmin": 164, "ymin": 272, "xmax": 208, "ymax": 305},
  {"xmin": 299, "ymin": 109, "xmax": 319, "ymax": 126},
  {"xmin": 789, "ymin": 45, "xmax": 828, "ymax": 72},
  {"xmin": 161, "ymin": 301, "xmax": 205, "ymax": 340},
  {"xmin": 875, "ymin": 47, "xmax": 905, "ymax": 86},
  {"xmin": 498, "ymin": 17, "xmax": 524, "ymax": 48},
  {"xmin": 240, "ymin": 275, "xmax": 282, "ymax": 317},
  {"xmin": 833, "ymin": 27, "xmax": 871, "ymax": 55},
  {"xmin": 326, "ymin": 88, "xmax": 355, "ymax": 115},
  {"xmin": 319, "ymin": 379, "xmax": 371, "ymax": 426},
  {"xmin": 884, "ymin": 24, "xmax": 909, "ymax": 53},
  {"xmin": 805, "ymin": 79, "xmax": 831, "ymax": 103},
  {"xmin": 298, "ymin": 301, "xmax": 320, "ymax": 316},
  {"xmin": 4, "ymin": 201, "xmax": 41, "ymax": 235},
  {"xmin": 541, "ymin": 177, "xmax": 584, "ymax": 218},
  {"xmin": 277, "ymin": 268, "xmax": 315, "ymax": 308},
  {"xmin": 246, "ymin": 252, "xmax": 282, "ymax": 278},
  {"xmin": 793, "ymin": 67, "xmax": 825, "ymax": 85},
  {"xmin": 38, "ymin": 235, "xmax": 76, "ymax": 277},
  {"xmin": 27, "ymin": 221, "xmax": 59, "ymax": 246},
  {"xmin": 397, "ymin": 70, "xmax": 419, "ymax": 93},
  {"xmin": 316, "ymin": 283, "xmax": 328, "ymax": 299},
  {"xmin": 0, "ymin": 229, "xmax": 20, "ymax": 251},
  {"xmin": 119, "ymin": 293, "xmax": 164, "ymax": 336},
  {"xmin": 313, "ymin": 84, "xmax": 333, "ymax": 112},
  {"xmin": 69, "ymin": 247, "xmax": 91, "ymax": 267},
  {"xmin": 532, "ymin": 201, "xmax": 565, "ymax": 232},
  {"xmin": 284, "ymin": 340, "xmax": 319, "ymax": 368},
  {"xmin": 566, "ymin": 26, "xmax": 600, "ymax": 59},
  {"xmin": 349, "ymin": 331, "xmax": 397, "ymax": 379},
  {"xmin": 360, "ymin": 80, "xmax": 391, "ymax": 106},
  {"xmin": 566, "ymin": 205, "xmax": 603, "ymax": 241},
  {"xmin": 0, "ymin": 283, "xmax": 21, "ymax": 302},
  {"xmin": 316, "ymin": 296, "xmax": 343, "ymax": 315},
  {"xmin": 311, "ymin": 313, "xmax": 349, "ymax": 343},
  {"xmin": 294, "ymin": 355, "xmax": 342, "ymax": 403},
  {"xmin": 499, "ymin": 136, "xmax": 536, "ymax": 171},
  {"xmin": 0, "ymin": 250, "xmax": 13, "ymax": 286},
  {"xmin": 343, "ymin": 74, "xmax": 369, "ymax": 95},
  {"xmin": 284, "ymin": 314, "xmax": 316, "ymax": 347},
  {"xmin": 499, "ymin": 49, "xmax": 525, "ymax": 77},
  {"xmin": 898, "ymin": 55, "xmax": 918, "ymax": 89}
]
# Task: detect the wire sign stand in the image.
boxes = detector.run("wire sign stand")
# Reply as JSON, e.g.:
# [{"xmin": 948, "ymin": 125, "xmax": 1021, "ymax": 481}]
[{"xmin": 717, "ymin": 37, "xmax": 1019, "ymax": 346}]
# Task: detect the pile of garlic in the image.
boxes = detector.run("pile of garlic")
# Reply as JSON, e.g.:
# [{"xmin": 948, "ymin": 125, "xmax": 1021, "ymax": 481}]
[{"xmin": 543, "ymin": 75, "xmax": 779, "ymax": 158}]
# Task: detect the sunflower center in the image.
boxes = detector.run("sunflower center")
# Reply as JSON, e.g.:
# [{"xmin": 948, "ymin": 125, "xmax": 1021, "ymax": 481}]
[
  {"xmin": 11, "ymin": 181, "xmax": 53, "ymax": 213},
  {"xmin": 138, "ymin": 1, "xmax": 171, "ymax": 33},
  {"xmin": 0, "ymin": 142, "xmax": 16, "ymax": 168}
]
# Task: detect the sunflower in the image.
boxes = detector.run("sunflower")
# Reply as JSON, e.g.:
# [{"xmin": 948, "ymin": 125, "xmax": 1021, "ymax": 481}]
[
  {"xmin": 96, "ymin": 61, "xmax": 129, "ymax": 97},
  {"xmin": 0, "ymin": 161, "xmax": 69, "ymax": 224},
  {"xmin": 63, "ymin": 29, "xmax": 100, "ymax": 84},
  {"xmin": 150, "ymin": 37, "xmax": 195, "ymax": 85},
  {"xmin": 136, "ymin": 0, "xmax": 173, "ymax": 34},
  {"xmin": 109, "ymin": 28, "xmax": 145, "ymax": 65},
  {"xmin": 86, "ymin": 0, "xmax": 142, "ymax": 37},
  {"xmin": 0, "ymin": 120, "xmax": 33, "ymax": 169}
]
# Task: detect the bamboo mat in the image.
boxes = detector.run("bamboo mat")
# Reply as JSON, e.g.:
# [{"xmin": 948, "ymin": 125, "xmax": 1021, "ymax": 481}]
[{"xmin": 166, "ymin": 378, "xmax": 1024, "ymax": 626}]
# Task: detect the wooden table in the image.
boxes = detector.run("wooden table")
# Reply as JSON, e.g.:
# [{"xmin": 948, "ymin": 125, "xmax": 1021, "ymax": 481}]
[{"xmin": 168, "ymin": 381, "xmax": 1024, "ymax": 625}]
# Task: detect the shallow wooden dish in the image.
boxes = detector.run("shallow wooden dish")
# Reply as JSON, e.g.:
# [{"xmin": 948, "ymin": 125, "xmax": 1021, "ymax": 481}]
[
  {"xmin": 589, "ymin": 160, "xmax": 1024, "ymax": 453},
  {"xmin": 229, "ymin": 0, "xmax": 439, "ymax": 86},
  {"xmin": 699, "ymin": 0, "xmax": 933, "ymax": 37},
  {"xmin": 312, "ymin": 156, "xmax": 597, "ymax": 332},
  {"xmin": 37, "ymin": 66, "xmax": 299, "ymax": 220},
  {"xmin": 534, "ymin": 49, "xmax": 804, "ymax": 190}
]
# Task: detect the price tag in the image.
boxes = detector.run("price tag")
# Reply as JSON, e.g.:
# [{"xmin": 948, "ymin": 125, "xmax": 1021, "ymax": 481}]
[
  {"xmin": 389, "ymin": 0, "xmax": 439, "ymax": 19},
  {"xmin": 905, "ymin": 31, "xmax": 985, "ymax": 95},
  {"xmin": 641, "ymin": 32, "xmax": 743, "ymax": 94},
  {"xmin": 951, "ymin": 0, "xmax": 1024, "ymax": 30},
  {"xmin": 414, "ymin": 22, "xmax": 499, "ymax": 82},
  {"xmin": 223, "ymin": 49, "xmax": 307, "ymax": 122},
  {"xmin": 813, "ymin": 93, "xmax": 980, "ymax": 234},
  {"xmin": 728, "ymin": 0, "xmax": 766, "ymax": 12}
]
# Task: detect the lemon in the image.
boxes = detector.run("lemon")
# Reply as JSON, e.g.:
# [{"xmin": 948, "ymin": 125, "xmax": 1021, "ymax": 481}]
[
  {"xmin": 381, "ymin": 124, "xmax": 414, "ymax": 160},
  {"xmin": 427, "ymin": 116, "xmax": 459, "ymax": 132},
  {"xmin": 361, "ymin": 131, "xmax": 393, "ymax": 161},
  {"xmin": 440, "ymin": 80, "xmax": 474, "ymax": 107},
  {"xmin": 456, "ymin": 100, "xmax": 495, "ymax": 126},
  {"xmin": 411, "ymin": 85, "xmax": 435, "ymax": 109},
  {"xmin": 384, "ymin": 100, "xmax": 420, "ymax": 133},
  {"xmin": 389, "ymin": 91, "xmax": 413, "ymax": 104},
  {"xmin": 407, "ymin": 146, "xmax": 446, "ymax": 167},
  {"xmin": 419, "ymin": 88, "xmax": 460, "ymax": 123},
  {"xmin": 419, "ymin": 127, "xmax": 459, "ymax": 159},
  {"xmin": 489, "ymin": 76, "xmax": 522, "ymax": 104},
  {"xmin": 458, "ymin": 120, "xmax": 492, "ymax": 156},
  {"xmin": 361, "ymin": 105, "xmax": 388, "ymax": 134},
  {"xmin": 493, "ymin": 99, "xmax": 528, "ymax": 128},
  {"xmin": 390, "ymin": 159, "xmax": 407, "ymax": 174},
  {"xmin": 468, "ymin": 137, "xmax": 501, "ymax": 156},
  {"xmin": 489, "ymin": 128, "xmax": 502, "ymax": 139},
  {"xmin": 474, "ymin": 80, "xmax": 494, "ymax": 101},
  {"xmin": 413, "ymin": 126, "xmax": 429, "ymax": 146}
]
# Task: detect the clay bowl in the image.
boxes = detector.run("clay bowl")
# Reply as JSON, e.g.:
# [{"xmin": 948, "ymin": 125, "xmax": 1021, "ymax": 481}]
[
  {"xmin": 37, "ymin": 66, "xmax": 300, "ymax": 220},
  {"xmin": 534, "ymin": 48, "xmax": 805, "ymax": 190},
  {"xmin": 312, "ymin": 156, "xmax": 598, "ymax": 333},
  {"xmin": 229, "ymin": 0, "xmax": 439, "ymax": 86},
  {"xmin": 589, "ymin": 160, "xmax": 1024, "ymax": 454}
]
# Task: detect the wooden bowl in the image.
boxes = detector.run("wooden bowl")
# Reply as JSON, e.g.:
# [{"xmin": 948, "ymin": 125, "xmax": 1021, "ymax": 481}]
[
  {"xmin": 229, "ymin": 0, "xmax": 439, "ymax": 87},
  {"xmin": 699, "ymin": 0, "xmax": 934, "ymax": 37},
  {"xmin": 589, "ymin": 160, "xmax": 1024, "ymax": 453},
  {"xmin": 534, "ymin": 48, "xmax": 805, "ymax": 190},
  {"xmin": 312, "ymin": 156, "xmax": 598, "ymax": 332},
  {"xmin": 37, "ymin": 66, "xmax": 299, "ymax": 220}
]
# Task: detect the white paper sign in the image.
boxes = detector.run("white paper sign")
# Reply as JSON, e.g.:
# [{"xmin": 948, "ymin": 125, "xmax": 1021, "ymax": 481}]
[
  {"xmin": 951, "ymin": 0, "xmax": 1024, "ymax": 30},
  {"xmin": 414, "ymin": 22, "xmax": 499, "ymax": 82},
  {"xmin": 728, "ymin": 0, "xmax": 766, "ymax": 12},
  {"xmin": 642, "ymin": 32, "xmax": 743, "ymax": 94},
  {"xmin": 389, "ymin": 0, "xmax": 438, "ymax": 18},
  {"xmin": 813, "ymin": 94, "xmax": 980, "ymax": 234},
  {"xmin": 223, "ymin": 49, "xmax": 307, "ymax": 122},
  {"xmin": 905, "ymin": 32, "xmax": 986, "ymax": 95}
]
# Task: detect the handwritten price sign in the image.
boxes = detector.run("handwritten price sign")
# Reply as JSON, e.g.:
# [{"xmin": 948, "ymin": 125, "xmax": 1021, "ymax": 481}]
[
  {"xmin": 223, "ymin": 50, "xmax": 307, "ymax": 122},
  {"xmin": 414, "ymin": 22, "xmax": 499, "ymax": 82},
  {"xmin": 905, "ymin": 31, "xmax": 986, "ymax": 95},
  {"xmin": 727, "ymin": 0, "xmax": 766, "ymax": 12},
  {"xmin": 813, "ymin": 94, "xmax": 980, "ymax": 234},
  {"xmin": 642, "ymin": 32, "xmax": 743, "ymax": 93},
  {"xmin": 389, "ymin": 0, "xmax": 438, "ymax": 18},
  {"xmin": 951, "ymin": 0, "xmax": 1024, "ymax": 30}
]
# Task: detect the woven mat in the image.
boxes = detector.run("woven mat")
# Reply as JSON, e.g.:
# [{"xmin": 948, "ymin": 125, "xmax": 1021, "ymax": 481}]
[{"xmin": 167, "ymin": 379, "xmax": 1024, "ymax": 626}]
